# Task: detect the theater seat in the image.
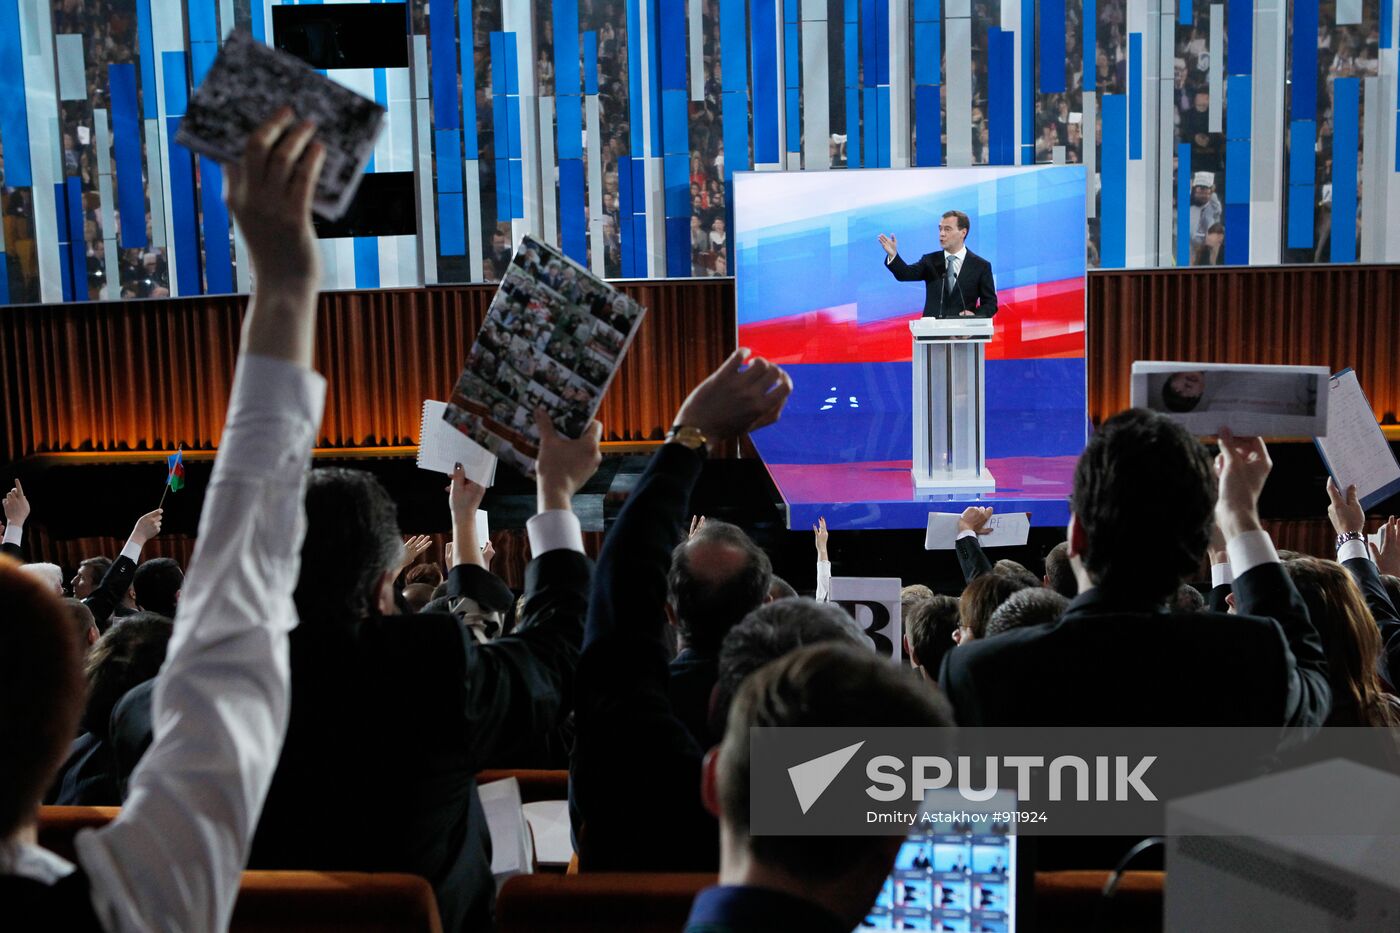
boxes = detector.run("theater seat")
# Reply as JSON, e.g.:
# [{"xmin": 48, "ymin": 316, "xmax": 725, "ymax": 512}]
[
  {"xmin": 232, "ymin": 872, "xmax": 442, "ymax": 933},
  {"xmin": 495, "ymin": 872, "xmax": 715, "ymax": 933},
  {"xmin": 476, "ymin": 768, "xmax": 568, "ymax": 803},
  {"xmin": 1034, "ymin": 870, "xmax": 1164, "ymax": 933},
  {"xmin": 36, "ymin": 805, "xmax": 118, "ymax": 861}
]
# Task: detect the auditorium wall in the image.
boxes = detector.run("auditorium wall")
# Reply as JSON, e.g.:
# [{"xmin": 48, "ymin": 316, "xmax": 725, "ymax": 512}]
[{"xmin": 0, "ymin": 0, "xmax": 1396, "ymax": 306}]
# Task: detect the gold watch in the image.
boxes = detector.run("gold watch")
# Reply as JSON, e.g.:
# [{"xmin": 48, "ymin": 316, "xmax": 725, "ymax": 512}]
[{"xmin": 666, "ymin": 424, "xmax": 709, "ymax": 453}]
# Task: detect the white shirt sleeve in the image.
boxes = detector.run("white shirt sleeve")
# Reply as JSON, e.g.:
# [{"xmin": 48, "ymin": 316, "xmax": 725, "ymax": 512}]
[
  {"xmin": 527, "ymin": 509, "xmax": 585, "ymax": 556},
  {"xmin": 1226, "ymin": 529, "xmax": 1280, "ymax": 578},
  {"xmin": 2, "ymin": 523, "xmax": 21, "ymax": 547},
  {"xmin": 1337, "ymin": 538, "xmax": 1370, "ymax": 564},
  {"xmin": 956, "ymin": 529, "xmax": 978, "ymax": 541},
  {"xmin": 76, "ymin": 353, "xmax": 326, "ymax": 933},
  {"xmin": 816, "ymin": 559, "xmax": 832, "ymax": 602},
  {"xmin": 1210, "ymin": 561, "xmax": 1234, "ymax": 588},
  {"xmin": 119, "ymin": 539, "xmax": 142, "ymax": 563}
]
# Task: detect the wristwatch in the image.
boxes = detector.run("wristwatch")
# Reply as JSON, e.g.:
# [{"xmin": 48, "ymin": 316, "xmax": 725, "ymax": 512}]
[
  {"xmin": 666, "ymin": 424, "xmax": 709, "ymax": 454},
  {"xmin": 1336, "ymin": 530, "xmax": 1365, "ymax": 550}
]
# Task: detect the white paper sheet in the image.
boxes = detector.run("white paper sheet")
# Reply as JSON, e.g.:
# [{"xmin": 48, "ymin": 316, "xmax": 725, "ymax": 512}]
[
  {"xmin": 1316, "ymin": 369, "xmax": 1400, "ymax": 510},
  {"xmin": 418, "ymin": 399, "xmax": 498, "ymax": 487}
]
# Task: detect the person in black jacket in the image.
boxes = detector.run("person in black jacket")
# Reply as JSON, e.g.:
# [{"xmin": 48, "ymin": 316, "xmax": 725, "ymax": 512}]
[
  {"xmin": 1326, "ymin": 481, "xmax": 1400, "ymax": 691},
  {"xmin": 877, "ymin": 211, "xmax": 998, "ymax": 319},
  {"xmin": 570, "ymin": 348, "xmax": 792, "ymax": 872},
  {"xmin": 941, "ymin": 413, "xmax": 1330, "ymax": 731}
]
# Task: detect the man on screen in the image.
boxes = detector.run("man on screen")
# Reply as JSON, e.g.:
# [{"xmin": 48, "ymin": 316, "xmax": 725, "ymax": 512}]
[{"xmin": 878, "ymin": 211, "xmax": 997, "ymax": 318}]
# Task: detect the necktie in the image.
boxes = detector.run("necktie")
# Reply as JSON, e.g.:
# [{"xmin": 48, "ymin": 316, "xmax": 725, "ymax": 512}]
[{"xmin": 945, "ymin": 255, "xmax": 959, "ymax": 299}]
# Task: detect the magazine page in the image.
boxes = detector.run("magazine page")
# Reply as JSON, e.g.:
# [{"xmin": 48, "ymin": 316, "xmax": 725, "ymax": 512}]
[{"xmin": 1129, "ymin": 361, "xmax": 1330, "ymax": 437}]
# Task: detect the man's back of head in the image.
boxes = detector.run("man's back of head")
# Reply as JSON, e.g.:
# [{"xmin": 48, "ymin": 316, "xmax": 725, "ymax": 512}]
[
  {"xmin": 133, "ymin": 557, "xmax": 183, "ymax": 618},
  {"xmin": 1042, "ymin": 542, "xmax": 1077, "ymax": 598},
  {"xmin": 706, "ymin": 643, "xmax": 953, "ymax": 928},
  {"xmin": 993, "ymin": 559, "xmax": 1040, "ymax": 590},
  {"xmin": 19, "ymin": 562, "xmax": 63, "ymax": 597},
  {"xmin": 295, "ymin": 468, "xmax": 403, "ymax": 627},
  {"xmin": 60, "ymin": 598, "xmax": 98, "ymax": 650},
  {"xmin": 985, "ymin": 587, "xmax": 1070, "ymax": 638},
  {"xmin": 904, "ymin": 594, "xmax": 960, "ymax": 676},
  {"xmin": 0, "ymin": 560, "xmax": 85, "ymax": 842},
  {"xmin": 81, "ymin": 612, "xmax": 174, "ymax": 739},
  {"xmin": 1071, "ymin": 408, "xmax": 1216, "ymax": 603},
  {"xmin": 710, "ymin": 598, "xmax": 866, "ymax": 734},
  {"xmin": 668, "ymin": 520, "xmax": 772, "ymax": 655}
]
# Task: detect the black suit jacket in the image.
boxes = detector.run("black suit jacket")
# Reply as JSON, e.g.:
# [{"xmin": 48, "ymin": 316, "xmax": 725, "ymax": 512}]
[
  {"xmin": 571, "ymin": 443, "xmax": 719, "ymax": 872},
  {"xmin": 1341, "ymin": 556, "xmax": 1400, "ymax": 690},
  {"xmin": 83, "ymin": 555, "xmax": 137, "ymax": 631},
  {"xmin": 885, "ymin": 249, "xmax": 998, "ymax": 318},
  {"xmin": 941, "ymin": 562, "xmax": 1330, "ymax": 730}
]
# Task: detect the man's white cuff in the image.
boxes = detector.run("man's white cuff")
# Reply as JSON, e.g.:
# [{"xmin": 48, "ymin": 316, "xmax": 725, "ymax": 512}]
[
  {"xmin": 956, "ymin": 529, "xmax": 979, "ymax": 541},
  {"xmin": 2, "ymin": 524, "xmax": 21, "ymax": 547},
  {"xmin": 1210, "ymin": 562, "xmax": 1233, "ymax": 588},
  {"xmin": 120, "ymin": 539, "xmax": 143, "ymax": 562},
  {"xmin": 527, "ymin": 510, "xmax": 585, "ymax": 556},
  {"xmin": 1227, "ymin": 530, "xmax": 1279, "ymax": 577},
  {"xmin": 1337, "ymin": 538, "xmax": 1370, "ymax": 565}
]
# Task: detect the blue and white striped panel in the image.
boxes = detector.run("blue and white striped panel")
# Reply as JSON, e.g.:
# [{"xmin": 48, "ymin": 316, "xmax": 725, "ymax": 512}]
[
  {"xmin": 18, "ymin": 0, "xmax": 63, "ymax": 301},
  {"xmin": 912, "ymin": 0, "xmax": 940, "ymax": 166},
  {"xmin": 658, "ymin": 0, "xmax": 690, "ymax": 274}
]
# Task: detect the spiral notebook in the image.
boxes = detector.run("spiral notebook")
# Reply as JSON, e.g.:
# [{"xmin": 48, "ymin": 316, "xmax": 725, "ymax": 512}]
[{"xmin": 418, "ymin": 400, "xmax": 498, "ymax": 488}]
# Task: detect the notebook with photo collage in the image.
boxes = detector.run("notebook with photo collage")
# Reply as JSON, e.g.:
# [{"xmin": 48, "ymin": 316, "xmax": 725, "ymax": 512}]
[{"xmin": 444, "ymin": 236, "xmax": 647, "ymax": 476}]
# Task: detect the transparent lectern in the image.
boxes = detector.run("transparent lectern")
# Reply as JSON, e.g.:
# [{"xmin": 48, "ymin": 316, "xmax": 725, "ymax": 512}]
[{"xmin": 910, "ymin": 317, "xmax": 996, "ymax": 493}]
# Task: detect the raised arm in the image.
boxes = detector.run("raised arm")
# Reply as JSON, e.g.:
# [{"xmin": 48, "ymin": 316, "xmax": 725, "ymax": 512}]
[
  {"xmin": 2, "ymin": 479, "xmax": 30, "ymax": 559},
  {"xmin": 75, "ymin": 110, "xmax": 329, "ymax": 933},
  {"xmin": 814, "ymin": 516, "xmax": 831, "ymax": 601},
  {"xmin": 1217, "ymin": 431, "xmax": 1330, "ymax": 729},
  {"xmin": 459, "ymin": 411, "xmax": 600, "ymax": 767},
  {"xmin": 954, "ymin": 506, "xmax": 995, "ymax": 583},
  {"xmin": 1328, "ymin": 483, "xmax": 1400, "ymax": 685},
  {"xmin": 83, "ymin": 509, "xmax": 163, "ymax": 627}
]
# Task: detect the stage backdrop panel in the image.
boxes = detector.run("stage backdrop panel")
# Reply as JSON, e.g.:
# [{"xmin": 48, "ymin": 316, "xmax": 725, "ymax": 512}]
[{"xmin": 734, "ymin": 164, "xmax": 1088, "ymax": 530}]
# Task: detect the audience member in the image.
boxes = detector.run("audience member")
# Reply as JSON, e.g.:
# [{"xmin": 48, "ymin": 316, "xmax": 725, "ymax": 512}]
[
  {"xmin": 667, "ymin": 519, "xmax": 774, "ymax": 744},
  {"xmin": 984, "ymin": 587, "xmax": 1070, "ymax": 638},
  {"xmin": 1324, "ymin": 484, "xmax": 1400, "ymax": 689},
  {"xmin": 48, "ymin": 613, "xmax": 173, "ymax": 807},
  {"xmin": 2, "ymin": 479, "xmax": 31, "ymax": 559},
  {"xmin": 572, "ymin": 347, "xmax": 791, "ymax": 872},
  {"xmin": 132, "ymin": 558, "xmax": 182, "ymax": 619},
  {"xmin": 685, "ymin": 643, "xmax": 953, "ymax": 932},
  {"xmin": 955, "ymin": 573, "xmax": 1032, "ymax": 645},
  {"xmin": 70, "ymin": 558, "xmax": 113, "ymax": 600},
  {"xmin": 1, "ymin": 108, "xmax": 331, "ymax": 930},
  {"xmin": 1043, "ymin": 541, "xmax": 1077, "ymax": 597},
  {"xmin": 904, "ymin": 594, "xmax": 960, "ymax": 682},
  {"xmin": 59, "ymin": 599, "xmax": 99, "ymax": 651},
  {"xmin": 401, "ymin": 582, "xmax": 436, "ymax": 613},
  {"xmin": 941, "ymin": 415, "xmax": 1329, "ymax": 729},
  {"xmin": 767, "ymin": 576, "xmax": 798, "ymax": 600},
  {"xmin": 993, "ymin": 558, "xmax": 1041, "ymax": 589},
  {"xmin": 1171, "ymin": 582, "xmax": 1206, "ymax": 613},
  {"xmin": 20, "ymin": 563, "xmax": 64, "ymax": 597}
]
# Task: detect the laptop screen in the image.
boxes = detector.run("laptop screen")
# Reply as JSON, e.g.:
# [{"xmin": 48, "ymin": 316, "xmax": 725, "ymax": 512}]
[{"xmin": 858, "ymin": 793, "xmax": 1019, "ymax": 932}]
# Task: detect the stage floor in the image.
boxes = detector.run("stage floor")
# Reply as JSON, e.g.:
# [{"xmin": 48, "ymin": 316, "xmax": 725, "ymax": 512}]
[{"xmin": 751, "ymin": 362, "xmax": 1085, "ymax": 531}]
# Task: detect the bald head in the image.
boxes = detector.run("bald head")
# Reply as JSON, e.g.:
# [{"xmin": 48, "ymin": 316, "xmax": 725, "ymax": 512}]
[{"xmin": 667, "ymin": 520, "xmax": 772, "ymax": 654}]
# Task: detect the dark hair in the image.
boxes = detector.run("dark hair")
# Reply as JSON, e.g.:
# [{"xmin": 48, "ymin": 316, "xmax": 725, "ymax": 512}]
[
  {"xmin": 1283, "ymin": 558, "xmax": 1400, "ymax": 728},
  {"xmin": 667, "ymin": 520, "xmax": 773, "ymax": 653},
  {"xmin": 81, "ymin": 612, "xmax": 173, "ymax": 738},
  {"xmin": 993, "ymin": 559, "xmax": 1040, "ymax": 590},
  {"xmin": 402, "ymin": 583, "xmax": 436, "ymax": 613},
  {"xmin": 712, "ymin": 599, "xmax": 865, "ymax": 735},
  {"xmin": 941, "ymin": 209, "xmax": 971, "ymax": 234},
  {"xmin": 0, "ymin": 560, "xmax": 85, "ymax": 838},
  {"xmin": 1170, "ymin": 583, "xmax": 1206, "ymax": 613},
  {"xmin": 79, "ymin": 556, "xmax": 113, "ymax": 581},
  {"xmin": 295, "ymin": 468, "xmax": 403, "ymax": 627},
  {"xmin": 960, "ymin": 573, "xmax": 1032, "ymax": 640},
  {"xmin": 133, "ymin": 558, "xmax": 183, "ymax": 618},
  {"xmin": 60, "ymin": 598, "xmax": 97, "ymax": 647},
  {"xmin": 1043, "ymin": 542, "xmax": 1077, "ymax": 598},
  {"xmin": 717, "ymin": 643, "xmax": 952, "ymax": 881},
  {"xmin": 1070, "ymin": 409, "xmax": 1216, "ymax": 602},
  {"xmin": 985, "ymin": 588, "xmax": 1069, "ymax": 638},
  {"xmin": 904, "ymin": 594, "xmax": 960, "ymax": 674},
  {"xmin": 404, "ymin": 562, "xmax": 444, "ymax": 589},
  {"xmin": 767, "ymin": 575, "xmax": 799, "ymax": 601}
]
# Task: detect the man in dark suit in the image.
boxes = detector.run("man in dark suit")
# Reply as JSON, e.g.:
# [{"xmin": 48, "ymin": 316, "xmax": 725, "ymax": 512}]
[
  {"xmin": 941, "ymin": 411, "xmax": 1330, "ymax": 731},
  {"xmin": 878, "ymin": 210, "xmax": 998, "ymax": 318}
]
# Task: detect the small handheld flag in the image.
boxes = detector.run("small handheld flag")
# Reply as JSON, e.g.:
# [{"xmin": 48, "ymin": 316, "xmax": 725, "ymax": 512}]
[{"xmin": 158, "ymin": 447, "xmax": 185, "ymax": 508}]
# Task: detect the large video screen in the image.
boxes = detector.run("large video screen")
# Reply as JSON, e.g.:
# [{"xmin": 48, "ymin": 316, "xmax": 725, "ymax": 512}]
[{"xmin": 734, "ymin": 166, "xmax": 1088, "ymax": 530}]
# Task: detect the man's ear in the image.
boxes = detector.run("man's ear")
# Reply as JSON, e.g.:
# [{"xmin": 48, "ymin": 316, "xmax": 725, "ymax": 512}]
[
  {"xmin": 701, "ymin": 746, "xmax": 724, "ymax": 819},
  {"xmin": 664, "ymin": 600, "xmax": 679, "ymax": 629},
  {"xmin": 1066, "ymin": 513, "xmax": 1087, "ymax": 559},
  {"xmin": 903, "ymin": 635, "xmax": 919, "ymax": 669}
]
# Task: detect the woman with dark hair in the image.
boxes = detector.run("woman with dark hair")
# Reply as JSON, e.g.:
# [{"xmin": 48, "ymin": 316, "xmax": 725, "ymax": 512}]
[{"xmin": 1283, "ymin": 557, "xmax": 1400, "ymax": 728}]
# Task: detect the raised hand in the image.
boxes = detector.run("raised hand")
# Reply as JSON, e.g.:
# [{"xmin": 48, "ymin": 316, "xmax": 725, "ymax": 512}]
[
  {"xmin": 1370, "ymin": 516, "xmax": 1400, "ymax": 577},
  {"xmin": 399, "ymin": 535, "xmax": 433, "ymax": 571},
  {"xmin": 130, "ymin": 508, "xmax": 164, "ymax": 546},
  {"xmin": 878, "ymin": 233, "xmax": 898, "ymax": 259},
  {"xmin": 446, "ymin": 463, "xmax": 487, "ymax": 520},
  {"xmin": 1325, "ymin": 477, "xmax": 1365, "ymax": 536},
  {"xmin": 3, "ymin": 479, "xmax": 30, "ymax": 527},
  {"xmin": 813, "ymin": 516, "xmax": 829, "ymax": 561},
  {"xmin": 535, "ymin": 407, "xmax": 602, "ymax": 513},
  {"xmin": 957, "ymin": 506, "xmax": 994, "ymax": 536},
  {"xmin": 674, "ymin": 348, "xmax": 793, "ymax": 441},
  {"xmin": 688, "ymin": 515, "xmax": 708, "ymax": 539},
  {"xmin": 1214, "ymin": 428, "xmax": 1271, "ymax": 540}
]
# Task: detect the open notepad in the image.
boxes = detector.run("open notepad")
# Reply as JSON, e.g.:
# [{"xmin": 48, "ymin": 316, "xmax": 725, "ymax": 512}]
[
  {"xmin": 418, "ymin": 400, "xmax": 498, "ymax": 488},
  {"xmin": 1315, "ymin": 369, "xmax": 1400, "ymax": 510}
]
